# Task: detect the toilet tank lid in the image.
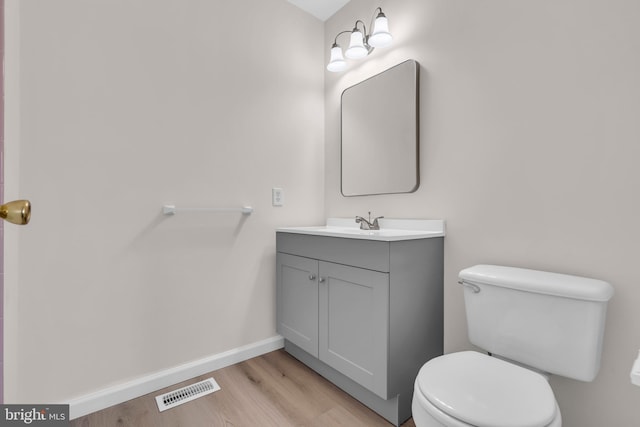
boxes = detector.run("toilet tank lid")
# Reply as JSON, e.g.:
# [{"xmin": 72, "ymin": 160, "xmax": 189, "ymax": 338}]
[{"xmin": 459, "ymin": 265, "xmax": 614, "ymax": 302}]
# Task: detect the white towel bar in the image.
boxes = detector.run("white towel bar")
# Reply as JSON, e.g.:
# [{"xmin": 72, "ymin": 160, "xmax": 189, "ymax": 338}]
[{"xmin": 162, "ymin": 205, "xmax": 253, "ymax": 215}]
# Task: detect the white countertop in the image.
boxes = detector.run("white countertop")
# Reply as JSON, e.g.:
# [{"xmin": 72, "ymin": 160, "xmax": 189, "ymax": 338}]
[{"xmin": 277, "ymin": 218, "xmax": 445, "ymax": 241}]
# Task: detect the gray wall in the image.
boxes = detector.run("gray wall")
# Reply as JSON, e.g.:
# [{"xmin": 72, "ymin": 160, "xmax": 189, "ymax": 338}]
[
  {"xmin": 4, "ymin": 0, "xmax": 325, "ymax": 403},
  {"xmin": 325, "ymin": 0, "xmax": 640, "ymax": 425}
]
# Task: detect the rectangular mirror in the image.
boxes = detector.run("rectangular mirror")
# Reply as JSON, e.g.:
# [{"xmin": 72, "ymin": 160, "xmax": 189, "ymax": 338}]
[{"xmin": 341, "ymin": 60, "xmax": 419, "ymax": 197}]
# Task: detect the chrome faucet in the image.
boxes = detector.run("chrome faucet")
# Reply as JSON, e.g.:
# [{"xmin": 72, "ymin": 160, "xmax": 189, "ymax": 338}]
[{"xmin": 355, "ymin": 212, "xmax": 384, "ymax": 230}]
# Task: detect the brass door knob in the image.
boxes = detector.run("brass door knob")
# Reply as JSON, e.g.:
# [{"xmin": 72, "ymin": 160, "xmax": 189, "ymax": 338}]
[{"xmin": 0, "ymin": 200, "xmax": 31, "ymax": 225}]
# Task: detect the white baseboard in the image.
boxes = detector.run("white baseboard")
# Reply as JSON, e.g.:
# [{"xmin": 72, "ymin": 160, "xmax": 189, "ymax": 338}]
[{"xmin": 67, "ymin": 335, "xmax": 284, "ymax": 420}]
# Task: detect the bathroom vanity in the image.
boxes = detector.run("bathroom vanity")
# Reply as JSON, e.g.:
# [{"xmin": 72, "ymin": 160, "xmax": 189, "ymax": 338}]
[{"xmin": 276, "ymin": 219, "xmax": 444, "ymax": 426}]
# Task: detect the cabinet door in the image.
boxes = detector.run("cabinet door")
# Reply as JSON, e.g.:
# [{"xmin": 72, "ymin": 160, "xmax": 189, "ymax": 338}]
[
  {"xmin": 276, "ymin": 253, "xmax": 319, "ymax": 357},
  {"xmin": 318, "ymin": 261, "xmax": 389, "ymax": 399}
]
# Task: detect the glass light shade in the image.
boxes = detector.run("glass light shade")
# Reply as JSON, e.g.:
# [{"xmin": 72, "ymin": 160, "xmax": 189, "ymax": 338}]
[
  {"xmin": 345, "ymin": 30, "xmax": 368, "ymax": 59},
  {"xmin": 327, "ymin": 45, "xmax": 347, "ymax": 72},
  {"xmin": 368, "ymin": 15, "xmax": 393, "ymax": 48}
]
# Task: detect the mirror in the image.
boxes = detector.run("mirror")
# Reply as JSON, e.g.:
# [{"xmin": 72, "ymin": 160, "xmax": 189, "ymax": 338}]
[{"xmin": 341, "ymin": 60, "xmax": 419, "ymax": 197}]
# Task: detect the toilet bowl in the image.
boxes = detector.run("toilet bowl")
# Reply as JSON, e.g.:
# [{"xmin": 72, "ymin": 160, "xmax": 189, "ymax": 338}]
[{"xmin": 412, "ymin": 351, "xmax": 562, "ymax": 427}]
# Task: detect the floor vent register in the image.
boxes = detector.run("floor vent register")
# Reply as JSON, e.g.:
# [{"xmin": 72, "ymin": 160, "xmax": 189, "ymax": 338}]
[{"xmin": 155, "ymin": 377, "xmax": 221, "ymax": 412}]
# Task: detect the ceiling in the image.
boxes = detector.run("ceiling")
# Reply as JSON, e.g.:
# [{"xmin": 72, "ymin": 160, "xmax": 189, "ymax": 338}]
[{"xmin": 287, "ymin": 0, "xmax": 351, "ymax": 21}]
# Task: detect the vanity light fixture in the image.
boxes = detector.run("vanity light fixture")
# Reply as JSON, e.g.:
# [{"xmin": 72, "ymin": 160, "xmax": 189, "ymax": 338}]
[{"xmin": 326, "ymin": 7, "xmax": 393, "ymax": 73}]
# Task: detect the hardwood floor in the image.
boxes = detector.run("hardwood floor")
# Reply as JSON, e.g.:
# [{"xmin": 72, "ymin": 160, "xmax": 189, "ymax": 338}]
[{"xmin": 71, "ymin": 349, "xmax": 417, "ymax": 427}]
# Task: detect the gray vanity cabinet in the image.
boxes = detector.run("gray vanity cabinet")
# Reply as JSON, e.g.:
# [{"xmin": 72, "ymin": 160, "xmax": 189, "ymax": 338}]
[
  {"xmin": 277, "ymin": 253, "xmax": 389, "ymax": 397},
  {"xmin": 276, "ymin": 231, "xmax": 444, "ymax": 426}
]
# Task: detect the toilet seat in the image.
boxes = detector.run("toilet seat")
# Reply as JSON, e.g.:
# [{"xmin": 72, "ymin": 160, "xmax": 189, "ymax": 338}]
[
  {"xmin": 415, "ymin": 351, "xmax": 558, "ymax": 427},
  {"xmin": 413, "ymin": 385, "xmax": 562, "ymax": 427}
]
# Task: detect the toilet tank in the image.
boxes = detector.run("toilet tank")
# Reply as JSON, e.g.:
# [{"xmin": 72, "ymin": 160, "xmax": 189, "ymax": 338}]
[{"xmin": 459, "ymin": 265, "xmax": 614, "ymax": 382}]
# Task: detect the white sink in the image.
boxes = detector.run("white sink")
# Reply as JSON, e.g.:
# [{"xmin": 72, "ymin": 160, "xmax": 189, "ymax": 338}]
[{"xmin": 277, "ymin": 218, "xmax": 445, "ymax": 241}]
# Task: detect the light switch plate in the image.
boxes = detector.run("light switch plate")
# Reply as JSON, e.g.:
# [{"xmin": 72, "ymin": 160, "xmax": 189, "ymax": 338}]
[{"xmin": 272, "ymin": 188, "xmax": 284, "ymax": 206}]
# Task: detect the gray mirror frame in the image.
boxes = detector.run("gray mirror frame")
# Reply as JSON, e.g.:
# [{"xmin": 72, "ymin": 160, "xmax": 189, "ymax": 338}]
[{"xmin": 340, "ymin": 59, "xmax": 420, "ymax": 197}]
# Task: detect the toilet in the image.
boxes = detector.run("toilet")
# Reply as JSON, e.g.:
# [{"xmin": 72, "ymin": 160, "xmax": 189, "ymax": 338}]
[{"xmin": 412, "ymin": 265, "xmax": 614, "ymax": 427}]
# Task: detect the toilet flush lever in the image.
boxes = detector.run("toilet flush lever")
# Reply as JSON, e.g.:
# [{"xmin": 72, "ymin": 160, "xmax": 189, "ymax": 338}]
[{"xmin": 458, "ymin": 280, "xmax": 481, "ymax": 293}]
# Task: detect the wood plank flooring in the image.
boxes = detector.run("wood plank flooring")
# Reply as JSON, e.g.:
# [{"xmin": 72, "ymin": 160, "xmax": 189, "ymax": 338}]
[{"xmin": 71, "ymin": 349, "xmax": 416, "ymax": 427}]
